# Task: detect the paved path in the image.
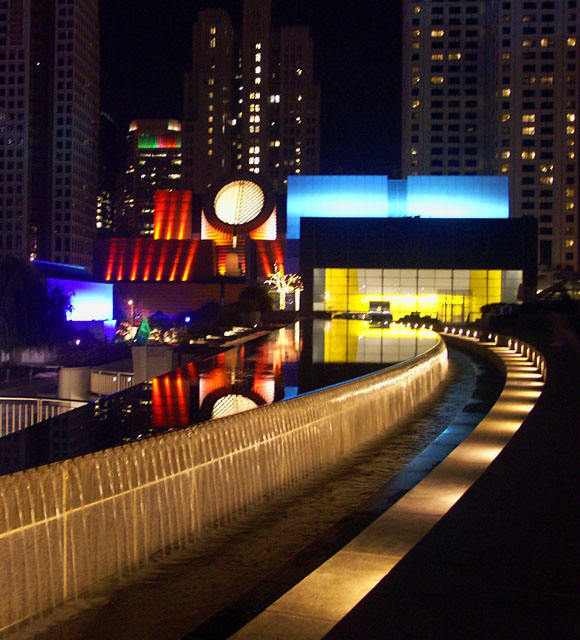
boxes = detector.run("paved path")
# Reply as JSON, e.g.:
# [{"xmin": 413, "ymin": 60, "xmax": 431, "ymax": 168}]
[
  {"xmin": 225, "ymin": 332, "xmax": 580, "ymax": 639},
  {"xmin": 322, "ymin": 332, "xmax": 580, "ymax": 639}
]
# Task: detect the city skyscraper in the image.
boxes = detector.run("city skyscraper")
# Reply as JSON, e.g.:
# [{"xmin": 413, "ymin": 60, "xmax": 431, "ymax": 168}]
[
  {"xmin": 183, "ymin": 8, "xmax": 234, "ymax": 195},
  {"xmin": 402, "ymin": 0, "xmax": 579, "ymax": 272},
  {"xmin": 182, "ymin": 0, "xmax": 320, "ymax": 195},
  {"xmin": 0, "ymin": 0, "xmax": 99, "ymax": 269},
  {"xmin": 120, "ymin": 119, "xmax": 183, "ymax": 237}
]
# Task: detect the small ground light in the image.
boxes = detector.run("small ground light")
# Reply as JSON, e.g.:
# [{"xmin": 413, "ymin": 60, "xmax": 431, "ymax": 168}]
[
  {"xmin": 488, "ymin": 333, "xmax": 493, "ymax": 340},
  {"xmin": 75, "ymin": 339, "xmax": 80, "ymax": 346},
  {"xmin": 185, "ymin": 316, "xmax": 191, "ymax": 323}
]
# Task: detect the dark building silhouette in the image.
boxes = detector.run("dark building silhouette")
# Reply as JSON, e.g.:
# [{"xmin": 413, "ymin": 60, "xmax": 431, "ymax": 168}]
[{"xmin": 0, "ymin": 0, "xmax": 99, "ymax": 269}]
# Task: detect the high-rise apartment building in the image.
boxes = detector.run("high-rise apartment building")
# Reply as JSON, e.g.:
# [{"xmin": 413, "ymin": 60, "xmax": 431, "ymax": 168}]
[
  {"xmin": 183, "ymin": 9, "xmax": 234, "ymax": 194},
  {"xmin": 0, "ymin": 0, "xmax": 99, "ymax": 269},
  {"xmin": 268, "ymin": 26, "xmax": 321, "ymax": 192},
  {"xmin": 120, "ymin": 120, "xmax": 183, "ymax": 237},
  {"xmin": 402, "ymin": 0, "xmax": 579, "ymax": 271},
  {"xmin": 182, "ymin": 0, "xmax": 320, "ymax": 195}
]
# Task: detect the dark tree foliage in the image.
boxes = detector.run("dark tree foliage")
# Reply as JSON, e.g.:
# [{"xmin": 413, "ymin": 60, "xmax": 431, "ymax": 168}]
[
  {"xmin": 238, "ymin": 283, "xmax": 274, "ymax": 312},
  {"xmin": 0, "ymin": 257, "xmax": 72, "ymax": 351}
]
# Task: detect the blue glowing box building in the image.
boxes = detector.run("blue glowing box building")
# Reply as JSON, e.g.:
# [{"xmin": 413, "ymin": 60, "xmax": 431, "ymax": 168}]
[{"xmin": 287, "ymin": 175, "xmax": 536, "ymax": 323}]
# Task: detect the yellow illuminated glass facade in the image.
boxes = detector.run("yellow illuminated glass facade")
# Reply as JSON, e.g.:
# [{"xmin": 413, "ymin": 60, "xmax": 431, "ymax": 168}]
[{"xmin": 313, "ymin": 268, "xmax": 522, "ymax": 323}]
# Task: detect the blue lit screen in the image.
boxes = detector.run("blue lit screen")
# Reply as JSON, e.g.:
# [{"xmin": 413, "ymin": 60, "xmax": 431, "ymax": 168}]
[
  {"xmin": 287, "ymin": 175, "xmax": 389, "ymax": 239},
  {"xmin": 48, "ymin": 278, "xmax": 114, "ymax": 321},
  {"xmin": 406, "ymin": 176, "xmax": 509, "ymax": 219}
]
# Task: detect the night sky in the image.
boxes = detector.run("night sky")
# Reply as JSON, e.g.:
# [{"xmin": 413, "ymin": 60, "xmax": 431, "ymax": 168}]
[{"xmin": 99, "ymin": 0, "xmax": 402, "ymax": 176}]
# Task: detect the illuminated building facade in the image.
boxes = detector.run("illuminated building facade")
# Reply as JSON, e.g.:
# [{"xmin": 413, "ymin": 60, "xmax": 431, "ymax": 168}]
[
  {"xmin": 183, "ymin": 9, "xmax": 234, "ymax": 194},
  {"xmin": 0, "ymin": 0, "xmax": 99, "ymax": 269},
  {"xmin": 182, "ymin": 0, "xmax": 320, "ymax": 194},
  {"xmin": 94, "ymin": 172, "xmax": 283, "ymax": 316},
  {"xmin": 402, "ymin": 1, "xmax": 579, "ymax": 271},
  {"xmin": 290, "ymin": 174, "xmax": 536, "ymax": 321},
  {"xmin": 121, "ymin": 120, "xmax": 183, "ymax": 237}
]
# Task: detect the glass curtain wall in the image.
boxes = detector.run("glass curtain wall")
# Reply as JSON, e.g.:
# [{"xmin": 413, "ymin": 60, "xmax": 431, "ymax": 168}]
[{"xmin": 313, "ymin": 268, "xmax": 522, "ymax": 323}]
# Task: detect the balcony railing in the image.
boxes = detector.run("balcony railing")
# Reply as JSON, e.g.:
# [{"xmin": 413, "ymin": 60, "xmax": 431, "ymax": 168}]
[{"xmin": 0, "ymin": 397, "xmax": 86, "ymax": 437}]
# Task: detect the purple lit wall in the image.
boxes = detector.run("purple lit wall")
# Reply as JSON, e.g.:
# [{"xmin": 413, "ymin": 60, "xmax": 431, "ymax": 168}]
[{"xmin": 48, "ymin": 278, "xmax": 113, "ymax": 321}]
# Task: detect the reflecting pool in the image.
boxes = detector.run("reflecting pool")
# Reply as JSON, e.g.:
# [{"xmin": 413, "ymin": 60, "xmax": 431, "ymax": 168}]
[{"xmin": 0, "ymin": 320, "xmax": 440, "ymax": 476}]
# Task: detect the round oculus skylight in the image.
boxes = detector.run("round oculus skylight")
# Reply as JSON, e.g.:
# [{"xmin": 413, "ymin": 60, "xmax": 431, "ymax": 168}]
[{"xmin": 214, "ymin": 180, "xmax": 265, "ymax": 226}]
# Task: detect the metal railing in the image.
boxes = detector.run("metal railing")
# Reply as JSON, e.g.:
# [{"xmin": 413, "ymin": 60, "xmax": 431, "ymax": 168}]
[
  {"xmin": 89, "ymin": 369, "xmax": 134, "ymax": 397},
  {"xmin": 0, "ymin": 397, "xmax": 86, "ymax": 437}
]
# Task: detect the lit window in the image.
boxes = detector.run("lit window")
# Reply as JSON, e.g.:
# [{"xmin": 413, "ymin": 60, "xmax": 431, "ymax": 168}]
[
  {"xmin": 297, "ymin": 68, "xmax": 303, "ymax": 76},
  {"xmin": 411, "ymin": 147, "xmax": 418, "ymax": 155},
  {"xmin": 522, "ymin": 126, "xmax": 536, "ymax": 135},
  {"xmin": 431, "ymin": 76, "xmax": 445, "ymax": 84},
  {"xmin": 255, "ymin": 43, "xmax": 261, "ymax": 49},
  {"xmin": 501, "ymin": 164, "xmax": 510, "ymax": 173},
  {"xmin": 502, "ymin": 88, "xmax": 511, "ymax": 96},
  {"xmin": 568, "ymin": 151, "xmax": 576, "ymax": 159},
  {"xmin": 255, "ymin": 66, "xmax": 261, "ymax": 74},
  {"xmin": 413, "ymin": 5, "xmax": 421, "ymax": 13},
  {"xmin": 541, "ymin": 39, "xmax": 554, "ymax": 47},
  {"xmin": 412, "ymin": 42, "xmax": 420, "ymax": 49},
  {"xmin": 502, "ymin": 52, "xmax": 511, "ymax": 60},
  {"xmin": 567, "ymin": 139, "xmax": 576, "ymax": 147},
  {"xmin": 522, "ymin": 151, "xmax": 536, "ymax": 159},
  {"xmin": 540, "ymin": 176, "xmax": 554, "ymax": 185},
  {"xmin": 502, "ymin": 113, "xmax": 511, "ymax": 122},
  {"xmin": 566, "ymin": 202, "xmax": 576, "ymax": 210},
  {"xmin": 255, "ymin": 77, "xmax": 261, "ymax": 85},
  {"xmin": 210, "ymin": 27, "xmax": 216, "ymax": 35},
  {"xmin": 431, "ymin": 53, "xmax": 444, "ymax": 60},
  {"xmin": 567, "ymin": 113, "xmax": 576, "ymax": 122},
  {"xmin": 522, "ymin": 114, "xmax": 536, "ymax": 122},
  {"xmin": 502, "ymin": 150, "xmax": 511, "ymax": 159},
  {"xmin": 568, "ymin": 38, "xmax": 577, "ymax": 47},
  {"xmin": 210, "ymin": 38, "xmax": 216, "ymax": 48},
  {"xmin": 541, "ymin": 76, "xmax": 554, "ymax": 84},
  {"xmin": 540, "ymin": 164, "xmax": 554, "ymax": 173},
  {"xmin": 523, "ymin": 39, "xmax": 534, "ymax": 47},
  {"xmin": 412, "ymin": 76, "xmax": 421, "ymax": 84},
  {"xmin": 448, "ymin": 53, "xmax": 462, "ymax": 60},
  {"xmin": 412, "ymin": 29, "xmax": 421, "ymax": 37},
  {"xmin": 255, "ymin": 53, "xmax": 261, "ymax": 62},
  {"xmin": 431, "ymin": 30, "xmax": 445, "ymax": 37},
  {"xmin": 208, "ymin": 149, "xmax": 213, "ymax": 156},
  {"xmin": 566, "ymin": 189, "xmax": 576, "ymax": 197},
  {"xmin": 567, "ymin": 126, "xmax": 576, "ymax": 135},
  {"xmin": 566, "ymin": 239, "xmax": 575, "ymax": 248},
  {"xmin": 412, "ymin": 100, "xmax": 420, "ymax": 108}
]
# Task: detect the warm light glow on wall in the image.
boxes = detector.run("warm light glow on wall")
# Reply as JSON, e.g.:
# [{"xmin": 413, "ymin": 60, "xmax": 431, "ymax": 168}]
[
  {"xmin": 249, "ymin": 207, "xmax": 277, "ymax": 240},
  {"xmin": 154, "ymin": 190, "xmax": 192, "ymax": 240},
  {"xmin": 98, "ymin": 239, "xmax": 212, "ymax": 281}
]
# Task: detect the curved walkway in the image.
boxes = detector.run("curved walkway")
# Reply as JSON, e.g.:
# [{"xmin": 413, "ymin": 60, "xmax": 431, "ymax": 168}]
[{"xmin": 228, "ymin": 335, "xmax": 548, "ymax": 639}]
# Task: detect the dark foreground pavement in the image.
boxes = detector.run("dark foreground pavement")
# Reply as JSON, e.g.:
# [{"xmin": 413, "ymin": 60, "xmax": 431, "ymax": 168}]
[{"xmin": 324, "ymin": 332, "xmax": 580, "ymax": 639}]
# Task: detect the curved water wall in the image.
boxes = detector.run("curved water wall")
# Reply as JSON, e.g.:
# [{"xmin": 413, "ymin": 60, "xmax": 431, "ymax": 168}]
[{"xmin": 0, "ymin": 335, "xmax": 448, "ymax": 635}]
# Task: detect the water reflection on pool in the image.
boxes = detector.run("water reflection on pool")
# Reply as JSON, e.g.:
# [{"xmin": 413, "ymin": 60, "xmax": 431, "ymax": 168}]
[{"xmin": 0, "ymin": 320, "xmax": 441, "ymax": 475}]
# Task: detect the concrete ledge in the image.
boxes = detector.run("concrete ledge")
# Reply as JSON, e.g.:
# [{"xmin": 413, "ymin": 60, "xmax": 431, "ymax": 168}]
[{"xmin": 231, "ymin": 335, "xmax": 545, "ymax": 639}]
